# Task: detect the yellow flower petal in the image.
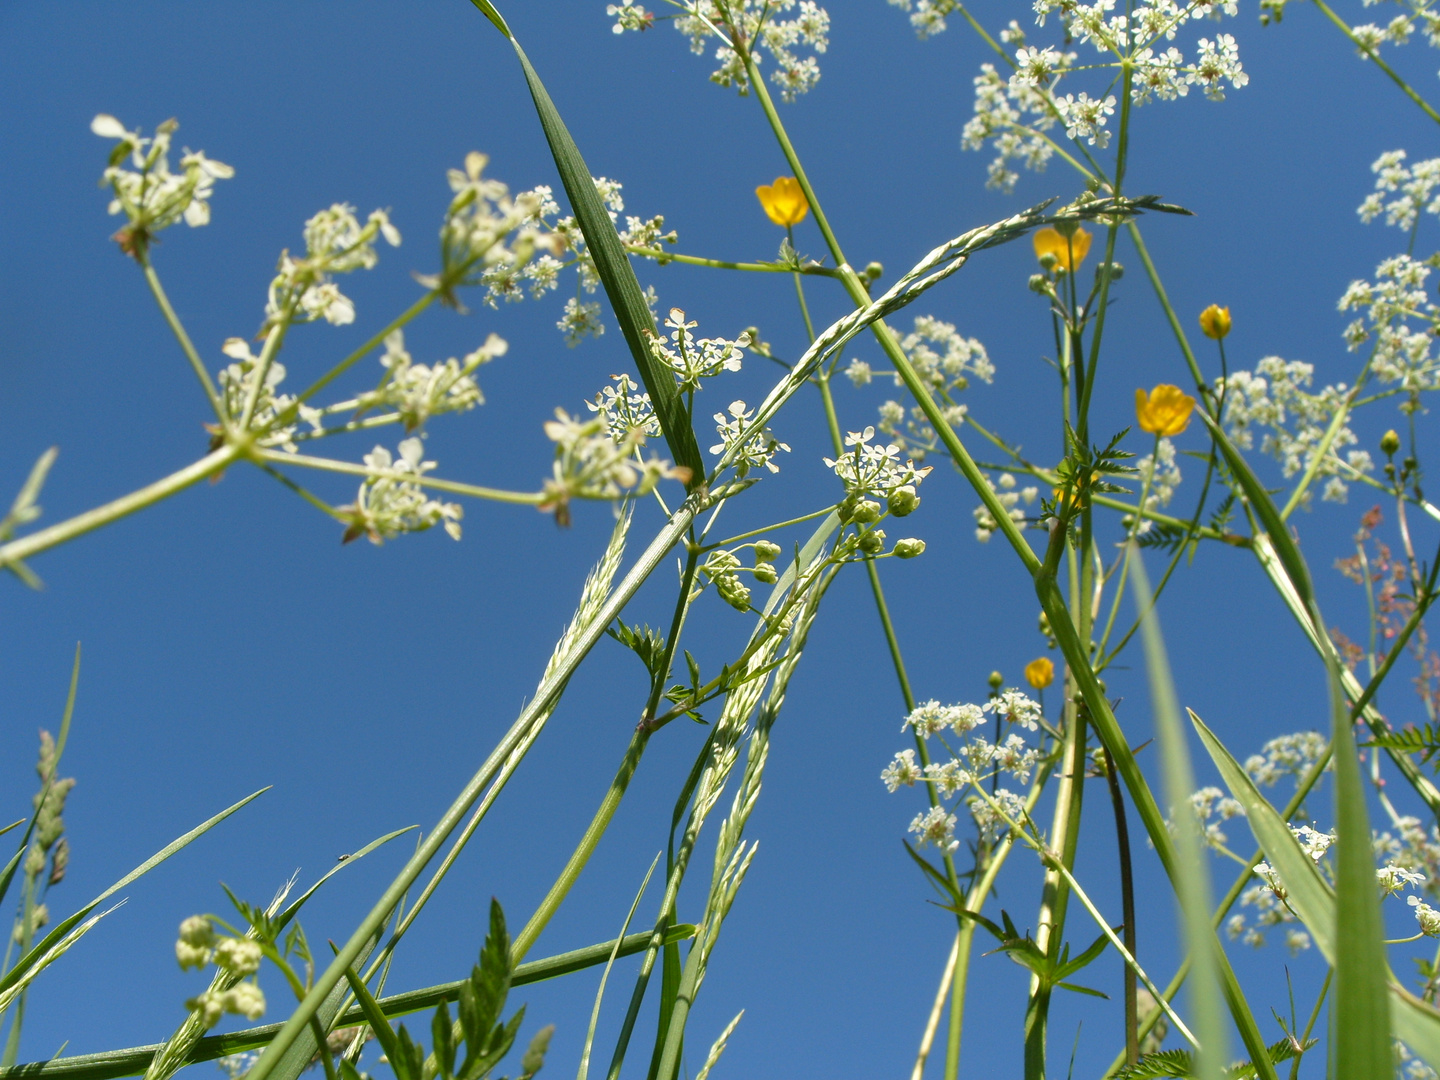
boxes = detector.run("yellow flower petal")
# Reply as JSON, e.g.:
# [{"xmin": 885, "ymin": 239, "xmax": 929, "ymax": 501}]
[
  {"xmin": 1135, "ymin": 383, "xmax": 1196, "ymax": 437},
  {"xmin": 1199, "ymin": 304, "xmax": 1232, "ymax": 340},
  {"xmin": 1032, "ymin": 226, "xmax": 1091, "ymax": 273},
  {"xmin": 755, "ymin": 176, "xmax": 809, "ymax": 227},
  {"xmin": 1024, "ymin": 656, "xmax": 1055, "ymax": 690}
]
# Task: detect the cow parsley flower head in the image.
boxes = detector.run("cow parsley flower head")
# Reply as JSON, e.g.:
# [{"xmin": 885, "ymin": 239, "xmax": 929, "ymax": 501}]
[
  {"xmin": 909, "ymin": 805, "xmax": 960, "ymax": 852},
  {"xmin": 881, "ymin": 749, "xmax": 924, "ymax": 791},
  {"xmin": 92, "ymin": 114, "xmax": 234, "ymax": 257},
  {"xmin": 649, "ymin": 309, "xmax": 748, "ymax": 392},
  {"xmin": 217, "ymin": 338, "xmax": 298, "ymax": 449},
  {"xmin": 540, "ymin": 409, "xmax": 678, "ymax": 526},
  {"xmin": 710, "ymin": 400, "xmax": 790, "ymax": 477},
  {"xmin": 824, "ymin": 427, "xmax": 932, "ymax": 499},
  {"xmin": 264, "ymin": 204, "xmax": 400, "ymax": 330},
  {"xmin": 338, "ymin": 439, "xmax": 463, "ymax": 545},
  {"xmin": 1411, "ymin": 894, "xmax": 1440, "ymax": 936},
  {"xmin": 620, "ymin": 1, "xmax": 831, "ymax": 103},
  {"xmin": 984, "ymin": 689, "xmax": 1043, "ymax": 730},
  {"xmin": 175, "ymin": 915, "xmax": 215, "ymax": 970},
  {"xmin": 353, "ymin": 330, "xmax": 505, "ymax": 433},
  {"xmin": 588, "ymin": 374, "xmax": 661, "ymax": 440}
]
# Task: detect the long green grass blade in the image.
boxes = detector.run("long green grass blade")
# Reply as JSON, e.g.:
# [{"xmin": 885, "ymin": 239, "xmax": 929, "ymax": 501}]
[
  {"xmin": 1130, "ymin": 549, "xmax": 1226, "ymax": 1080},
  {"xmin": 468, "ymin": 0, "xmax": 705, "ymax": 485},
  {"xmin": 0, "ymin": 788, "xmax": 267, "ymax": 999},
  {"xmin": 0, "ymin": 926, "xmax": 697, "ymax": 1080},
  {"xmin": 1193, "ymin": 709, "xmax": 1440, "ymax": 1072},
  {"xmin": 1189, "ymin": 713, "xmax": 1333, "ymax": 959},
  {"xmin": 276, "ymin": 827, "xmax": 418, "ymax": 933},
  {"xmin": 1327, "ymin": 663, "xmax": 1391, "ymax": 1078},
  {"xmin": 578, "ymin": 855, "xmax": 660, "ymax": 1080}
]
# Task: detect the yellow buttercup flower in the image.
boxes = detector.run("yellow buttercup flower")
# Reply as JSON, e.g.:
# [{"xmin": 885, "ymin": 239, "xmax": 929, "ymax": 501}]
[
  {"xmin": 1199, "ymin": 304, "xmax": 1232, "ymax": 340},
  {"xmin": 1024, "ymin": 656, "xmax": 1055, "ymax": 690},
  {"xmin": 1032, "ymin": 226, "xmax": 1091, "ymax": 273},
  {"xmin": 755, "ymin": 177, "xmax": 809, "ymax": 227},
  {"xmin": 1135, "ymin": 384, "xmax": 1196, "ymax": 437}
]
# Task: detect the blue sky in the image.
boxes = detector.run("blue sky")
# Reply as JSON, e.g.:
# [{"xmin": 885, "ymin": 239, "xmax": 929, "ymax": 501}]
[{"xmin": 1, "ymin": 2, "xmax": 1438, "ymax": 1078}]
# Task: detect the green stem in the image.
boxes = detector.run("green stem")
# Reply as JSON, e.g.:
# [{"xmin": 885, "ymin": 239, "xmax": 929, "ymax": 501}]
[
  {"xmin": 0, "ymin": 446, "xmax": 240, "ymax": 570},
  {"xmin": 512, "ymin": 547, "xmax": 702, "ymax": 962},
  {"xmin": 138, "ymin": 255, "xmax": 226, "ymax": 422},
  {"xmin": 1310, "ymin": 0, "xmax": 1440, "ymax": 126},
  {"xmin": 624, "ymin": 245, "xmax": 842, "ymax": 277},
  {"xmin": 0, "ymin": 928, "xmax": 699, "ymax": 1080},
  {"xmin": 242, "ymin": 495, "xmax": 708, "ymax": 1080},
  {"xmin": 252, "ymin": 449, "xmax": 545, "ymax": 505}
]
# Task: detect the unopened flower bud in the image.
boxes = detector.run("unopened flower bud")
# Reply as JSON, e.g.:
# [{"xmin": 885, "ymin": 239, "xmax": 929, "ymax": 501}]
[
  {"xmin": 858, "ymin": 528, "xmax": 886, "ymax": 555},
  {"xmin": 988, "ymin": 670, "xmax": 1004, "ymax": 691},
  {"xmin": 753, "ymin": 563, "xmax": 778, "ymax": 584},
  {"xmin": 754, "ymin": 540, "xmax": 782, "ymax": 563},
  {"xmin": 186, "ymin": 990, "xmax": 226, "ymax": 1030},
  {"xmin": 863, "ymin": 261, "xmax": 883, "ymax": 281},
  {"xmin": 1096, "ymin": 261, "xmax": 1123, "ymax": 282},
  {"xmin": 893, "ymin": 538, "xmax": 926, "ymax": 559},
  {"xmin": 851, "ymin": 500, "xmax": 882, "ymax": 524},
  {"xmin": 1381, "ymin": 429, "xmax": 1401, "ymax": 457},
  {"xmin": 1198, "ymin": 304, "xmax": 1232, "ymax": 340},
  {"xmin": 221, "ymin": 982, "xmax": 266, "ymax": 1021},
  {"xmin": 1038, "ymin": 610, "xmax": 1051, "ymax": 636},
  {"xmin": 888, "ymin": 485, "xmax": 920, "ymax": 517},
  {"xmin": 1036, "ymin": 253, "xmax": 1058, "ymax": 273},
  {"xmin": 715, "ymin": 574, "xmax": 752, "ymax": 612},
  {"xmin": 176, "ymin": 914, "xmax": 215, "ymax": 970},
  {"xmin": 214, "ymin": 937, "xmax": 263, "ymax": 976}
]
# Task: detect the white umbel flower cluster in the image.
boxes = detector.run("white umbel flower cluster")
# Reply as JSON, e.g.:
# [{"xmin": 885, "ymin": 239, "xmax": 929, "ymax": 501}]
[
  {"xmin": 611, "ymin": 0, "xmax": 831, "ymax": 102},
  {"xmin": 91, "ymin": 114, "xmax": 234, "ymax": 254},
  {"xmin": 338, "ymin": 439, "xmax": 463, "ymax": 545}
]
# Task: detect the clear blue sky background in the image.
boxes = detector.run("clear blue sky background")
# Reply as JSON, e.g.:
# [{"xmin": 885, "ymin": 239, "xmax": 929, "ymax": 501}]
[{"xmin": 1, "ymin": 2, "xmax": 1436, "ymax": 1078}]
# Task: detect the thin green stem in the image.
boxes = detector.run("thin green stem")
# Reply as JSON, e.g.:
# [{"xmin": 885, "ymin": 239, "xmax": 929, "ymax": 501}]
[
  {"xmin": 624, "ymin": 245, "xmax": 842, "ymax": 277},
  {"xmin": 138, "ymin": 255, "xmax": 226, "ymax": 422},
  {"xmin": 0, "ymin": 447, "xmax": 240, "ymax": 570},
  {"xmin": 1310, "ymin": 0, "xmax": 1440, "ymax": 125},
  {"xmin": 252, "ymin": 449, "xmax": 545, "ymax": 505}
]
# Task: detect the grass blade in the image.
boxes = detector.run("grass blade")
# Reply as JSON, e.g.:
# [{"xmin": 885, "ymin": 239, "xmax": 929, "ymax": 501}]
[
  {"xmin": 1129, "ymin": 548, "xmax": 1226, "ymax": 1080},
  {"xmin": 468, "ymin": 0, "xmax": 705, "ymax": 485},
  {"xmin": 577, "ymin": 854, "xmax": 660, "ymax": 1080},
  {"xmin": 0, "ymin": 788, "xmax": 267, "ymax": 1000},
  {"xmin": 1327, "ymin": 660, "xmax": 1391, "ymax": 1078}
]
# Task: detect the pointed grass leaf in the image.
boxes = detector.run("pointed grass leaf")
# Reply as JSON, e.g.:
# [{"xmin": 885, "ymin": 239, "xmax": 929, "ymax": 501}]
[
  {"xmin": 1327, "ymin": 665, "xmax": 1391, "ymax": 1079},
  {"xmin": 341, "ymin": 959, "xmax": 405, "ymax": 1075},
  {"xmin": 467, "ymin": 1, "xmax": 704, "ymax": 485},
  {"xmin": 1193, "ymin": 707, "xmax": 1440, "ymax": 1074},
  {"xmin": 1188, "ymin": 711, "xmax": 1335, "ymax": 959},
  {"xmin": 0, "ymin": 788, "xmax": 267, "ymax": 1000},
  {"xmin": 275, "ymin": 826, "xmax": 418, "ymax": 933},
  {"xmin": 1130, "ymin": 550, "xmax": 1228, "ymax": 1080}
]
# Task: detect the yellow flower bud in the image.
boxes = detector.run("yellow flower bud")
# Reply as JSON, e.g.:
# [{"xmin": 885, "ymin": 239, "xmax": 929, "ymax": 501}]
[
  {"xmin": 1381, "ymin": 429, "xmax": 1401, "ymax": 457},
  {"xmin": 755, "ymin": 177, "xmax": 809, "ymax": 227},
  {"xmin": 1198, "ymin": 304, "xmax": 1232, "ymax": 340},
  {"xmin": 1024, "ymin": 656, "xmax": 1054, "ymax": 690},
  {"xmin": 1134, "ymin": 384, "xmax": 1196, "ymax": 437},
  {"xmin": 1032, "ymin": 226, "xmax": 1091, "ymax": 273}
]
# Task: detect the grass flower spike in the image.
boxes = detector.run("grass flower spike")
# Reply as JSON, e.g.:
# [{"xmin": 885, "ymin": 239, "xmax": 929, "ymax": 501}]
[
  {"xmin": 1024, "ymin": 656, "xmax": 1055, "ymax": 689},
  {"xmin": 1032, "ymin": 226, "xmax": 1091, "ymax": 272},
  {"xmin": 1135, "ymin": 383, "xmax": 1197, "ymax": 436},
  {"xmin": 1199, "ymin": 303, "xmax": 1233, "ymax": 339},
  {"xmin": 755, "ymin": 177, "xmax": 809, "ymax": 227}
]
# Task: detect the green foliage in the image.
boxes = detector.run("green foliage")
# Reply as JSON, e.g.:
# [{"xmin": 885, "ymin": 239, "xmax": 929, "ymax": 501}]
[
  {"xmin": 344, "ymin": 900, "xmax": 549, "ymax": 1080},
  {"xmin": 1111, "ymin": 1037, "xmax": 1314, "ymax": 1080}
]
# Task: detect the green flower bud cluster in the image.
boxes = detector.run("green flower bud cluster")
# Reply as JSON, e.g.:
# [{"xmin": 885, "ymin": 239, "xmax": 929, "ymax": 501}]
[{"xmin": 703, "ymin": 550, "xmax": 752, "ymax": 612}]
